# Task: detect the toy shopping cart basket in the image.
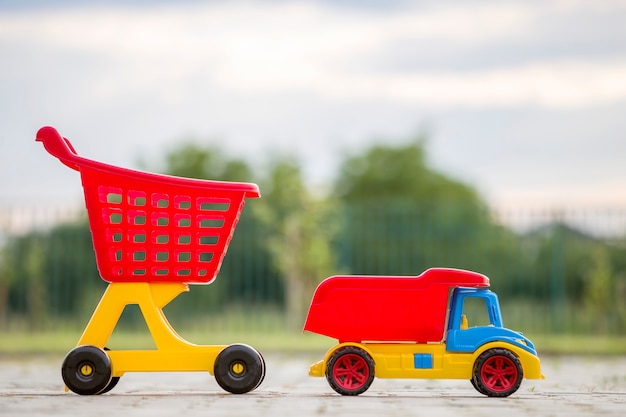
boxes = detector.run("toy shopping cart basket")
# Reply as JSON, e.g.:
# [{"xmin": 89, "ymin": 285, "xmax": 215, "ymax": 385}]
[
  {"xmin": 37, "ymin": 126, "xmax": 260, "ymax": 284},
  {"xmin": 36, "ymin": 126, "xmax": 265, "ymax": 396}
]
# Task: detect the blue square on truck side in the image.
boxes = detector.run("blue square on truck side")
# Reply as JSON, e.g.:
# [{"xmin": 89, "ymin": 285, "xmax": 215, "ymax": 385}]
[{"xmin": 413, "ymin": 353, "xmax": 433, "ymax": 369}]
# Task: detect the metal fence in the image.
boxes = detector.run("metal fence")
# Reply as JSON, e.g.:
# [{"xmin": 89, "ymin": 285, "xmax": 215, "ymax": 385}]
[{"xmin": 1, "ymin": 203, "xmax": 625, "ymax": 338}]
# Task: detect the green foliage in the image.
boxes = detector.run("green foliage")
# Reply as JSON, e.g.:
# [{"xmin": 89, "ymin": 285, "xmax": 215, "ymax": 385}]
[
  {"xmin": 157, "ymin": 142, "xmax": 284, "ymax": 309},
  {"xmin": 2, "ymin": 134, "xmax": 626, "ymax": 337},
  {"xmin": 584, "ymin": 249, "xmax": 613, "ymax": 312},
  {"xmin": 335, "ymin": 139, "xmax": 482, "ymax": 207},
  {"xmin": 254, "ymin": 157, "xmax": 340, "ymax": 329},
  {"xmin": 1, "ymin": 220, "xmax": 102, "ymax": 329},
  {"xmin": 333, "ymin": 139, "xmax": 497, "ymax": 276},
  {"xmin": 162, "ymin": 142, "xmax": 253, "ymax": 182},
  {"xmin": 583, "ymin": 247, "xmax": 626, "ymax": 333}
]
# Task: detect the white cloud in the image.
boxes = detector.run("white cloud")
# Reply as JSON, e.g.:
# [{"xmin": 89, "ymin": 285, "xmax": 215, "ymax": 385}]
[
  {"xmin": 2, "ymin": 1, "xmax": 626, "ymax": 110},
  {"xmin": 303, "ymin": 60, "xmax": 626, "ymax": 109}
]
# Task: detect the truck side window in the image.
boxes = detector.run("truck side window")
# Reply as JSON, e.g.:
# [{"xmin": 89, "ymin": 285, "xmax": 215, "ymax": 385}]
[{"xmin": 462, "ymin": 297, "xmax": 491, "ymax": 328}]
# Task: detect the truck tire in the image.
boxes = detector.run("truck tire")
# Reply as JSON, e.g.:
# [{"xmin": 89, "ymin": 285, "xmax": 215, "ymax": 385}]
[
  {"xmin": 325, "ymin": 346, "xmax": 375, "ymax": 396},
  {"xmin": 472, "ymin": 348, "xmax": 523, "ymax": 397}
]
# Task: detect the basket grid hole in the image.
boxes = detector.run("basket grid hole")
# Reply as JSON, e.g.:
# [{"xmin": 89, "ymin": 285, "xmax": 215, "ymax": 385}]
[
  {"xmin": 155, "ymin": 216, "xmax": 169, "ymax": 226},
  {"xmin": 178, "ymin": 217, "xmax": 191, "ymax": 227},
  {"xmin": 200, "ymin": 235, "xmax": 219, "ymax": 245},
  {"xmin": 128, "ymin": 190, "xmax": 147, "ymax": 206},
  {"xmin": 155, "ymin": 251, "xmax": 169, "ymax": 262},
  {"xmin": 107, "ymin": 193, "xmax": 122, "ymax": 204},
  {"xmin": 199, "ymin": 202, "xmax": 230, "ymax": 211},
  {"xmin": 200, "ymin": 219, "xmax": 224, "ymax": 228},
  {"xmin": 110, "ymin": 213, "xmax": 122, "ymax": 224},
  {"xmin": 199, "ymin": 252, "xmax": 213, "ymax": 262},
  {"xmin": 133, "ymin": 251, "xmax": 146, "ymax": 261},
  {"xmin": 152, "ymin": 194, "xmax": 169, "ymax": 209},
  {"xmin": 132, "ymin": 214, "xmax": 146, "ymax": 225},
  {"xmin": 176, "ymin": 198, "xmax": 191, "ymax": 210},
  {"xmin": 133, "ymin": 197, "xmax": 147, "ymax": 206},
  {"xmin": 177, "ymin": 252, "xmax": 191, "ymax": 262},
  {"xmin": 155, "ymin": 235, "xmax": 168, "ymax": 244},
  {"xmin": 178, "ymin": 235, "xmax": 191, "ymax": 245},
  {"xmin": 133, "ymin": 233, "xmax": 146, "ymax": 243}
]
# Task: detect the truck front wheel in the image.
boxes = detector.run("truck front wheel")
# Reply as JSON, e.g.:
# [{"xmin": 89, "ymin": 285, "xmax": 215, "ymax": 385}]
[
  {"xmin": 472, "ymin": 348, "xmax": 523, "ymax": 397},
  {"xmin": 326, "ymin": 346, "xmax": 375, "ymax": 396}
]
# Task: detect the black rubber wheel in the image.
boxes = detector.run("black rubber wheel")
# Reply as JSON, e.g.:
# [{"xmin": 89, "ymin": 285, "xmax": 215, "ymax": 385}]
[
  {"xmin": 97, "ymin": 376, "xmax": 120, "ymax": 395},
  {"xmin": 470, "ymin": 375, "xmax": 490, "ymax": 396},
  {"xmin": 97, "ymin": 347, "xmax": 120, "ymax": 395},
  {"xmin": 214, "ymin": 344, "xmax": 265, "ymax": 394},
  {"xmin": 325, "ymin": 346, "xmax": 375, "ymax": 396},
  {"xmin": 472, "ymin": 348, "xmax": 523, "ymax": 397},
  {"xmin": 62, "ymin": 345, "xmax": 113, "ymax": 395},
  {"xmin": 255, "ymin": 350, "xmax": 266, "ymax": 390}
]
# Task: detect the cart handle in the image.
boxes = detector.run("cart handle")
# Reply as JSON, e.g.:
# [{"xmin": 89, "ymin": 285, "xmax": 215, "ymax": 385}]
[
  {"xmin": 36, "ymin": 126, "xmax": 261, "ymax": 198},
  {"xmin": 36, "ymin": 126, "xmax": 81, "ymax": 171}
]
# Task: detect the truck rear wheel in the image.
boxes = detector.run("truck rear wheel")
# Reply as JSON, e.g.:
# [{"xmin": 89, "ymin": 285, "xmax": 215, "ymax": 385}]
[
  {"xmin": 326, "ymin": 346, "xmax": 375, "ymax": 396},
  {"xmin": 472, "ymin": 348, "xmax": 523, "ymax": 397}
]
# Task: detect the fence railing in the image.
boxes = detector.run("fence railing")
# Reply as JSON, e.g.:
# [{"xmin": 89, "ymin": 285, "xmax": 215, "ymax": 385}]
[{"xmin": 1, "ymin": 204, "xmax": 625, "ymax": 338}]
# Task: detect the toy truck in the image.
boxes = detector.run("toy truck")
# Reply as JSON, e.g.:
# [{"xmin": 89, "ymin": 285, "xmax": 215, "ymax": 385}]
[{"xmin": 304, "ymin": 268, "xmax": 544, "ymax": 397}]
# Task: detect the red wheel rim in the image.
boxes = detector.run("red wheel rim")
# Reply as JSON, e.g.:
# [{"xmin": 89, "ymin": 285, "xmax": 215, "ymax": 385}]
[
  {"xmin": 332, "ymin": 353, "xmax": 370, "ymax": 390},
  {"xmin": 480, "ymin": 355, "xmax": 519, "ymax": 393}
]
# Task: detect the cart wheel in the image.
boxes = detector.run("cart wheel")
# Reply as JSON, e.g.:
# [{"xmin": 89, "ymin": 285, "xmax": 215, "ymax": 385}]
[
  {"xmin": 325, "ymin": 346, "xmax": 375, "ymax": 396},
  {"xmin": 472, "ymin": 349, "xmax": 523, "ymax": 397},
  {"xmin": 214, "ymin": 344, "xmax": 265, "ymax": 394},
  {"xmin": 62, "ymin": 345, "xmax": 113, "ymax": 395},
  {"xmin": 97, "ymin": 376, "xmax": 120, "ymax": 395},
  {"xmin": 97, "ymin": 348, "xmax": 120, "ymax": 394},
  {"xmin": 255, "ymin": 350, "xmax": 266, "ymax": 390}
]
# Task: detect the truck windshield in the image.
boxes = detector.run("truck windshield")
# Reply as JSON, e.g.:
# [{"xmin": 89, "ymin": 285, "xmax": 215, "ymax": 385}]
[{"xmin": 462, "ymin": 297, "xmax": 492, "ymax": 328}]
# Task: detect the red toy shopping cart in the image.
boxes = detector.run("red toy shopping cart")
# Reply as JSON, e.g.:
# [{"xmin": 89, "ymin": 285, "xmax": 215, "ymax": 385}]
[{"xmin": 36, "ymin": 126, "xmax": 265, "ymax": 395}]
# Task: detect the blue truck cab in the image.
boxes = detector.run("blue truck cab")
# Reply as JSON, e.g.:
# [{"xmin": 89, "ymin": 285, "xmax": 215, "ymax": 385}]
[{"xmin": 446, "ymin": 287, "xmax": 539, "ymax": 356}]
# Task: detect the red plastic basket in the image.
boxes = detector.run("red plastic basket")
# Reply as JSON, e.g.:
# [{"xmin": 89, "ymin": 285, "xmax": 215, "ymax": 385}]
[{"xmin": 36, "ymin": 126, "xmax": 260, "ymax": 284}]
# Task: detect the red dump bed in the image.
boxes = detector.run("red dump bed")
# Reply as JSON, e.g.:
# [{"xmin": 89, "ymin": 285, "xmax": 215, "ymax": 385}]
[{"xmin": 303, "ymin": 268, "xmax": 489, "ymax": 343}]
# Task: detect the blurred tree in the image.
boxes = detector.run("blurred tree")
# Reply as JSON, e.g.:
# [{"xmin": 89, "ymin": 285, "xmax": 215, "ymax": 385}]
[
  {"xmin": 3, "ymin": 135, "xmax": 625, "ymax": 337},
  {"xmin": 43, "ymin": 219, "xmax": 102, "ymax": 316},
  {"xmin": 336, "ymin": 139, "xmax": 482, "ymax": 206},
  {"xmin": 2, "ymin": 220, "xmax": 101, "ymax": 328},
  {"xmin": 582, "ymin": 245, "xmax": 626, "ymax": 333},
  {"xmin": 2, "ymin": 231, "xmax": 48, "ymax": 329},
  {"xmin": 333, "ymin": 138, "xmax": 513, "ymax": 277},
  {"xmin": 519, "ymin": 222, "xmax": 608, "ymax": 302},
  {"xmin": 0, "ymin": 237, "xmax": 16, "ymax": 327},
  {"xmin": 158, "ymin": 141, "xmax": 283, "ymax": 310},
  {"xmin": 583, "ymin": 248, "xmax": 613, "ymax": 333},
  {"xmin": 162, "ymin": 142, "xmax": 254, "ymax": 183},
  {"xmin": 255, "ymin": 158, "xmax": 339, "ymax": 330},
  {"xmin": 607, "ymin": 242, "xmax": 626, "ymax": 330}
]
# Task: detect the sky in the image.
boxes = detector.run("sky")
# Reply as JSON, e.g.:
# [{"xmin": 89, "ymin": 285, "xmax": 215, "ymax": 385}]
[{"xmin": 1, "ymin": 0, "xmax": 626, "ymax": 212}]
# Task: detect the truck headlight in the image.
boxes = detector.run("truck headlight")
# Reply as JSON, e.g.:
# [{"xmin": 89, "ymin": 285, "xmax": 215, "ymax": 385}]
[{"xmin": 516, "ymin": 338, "xmax": 528, "ymax": 346}]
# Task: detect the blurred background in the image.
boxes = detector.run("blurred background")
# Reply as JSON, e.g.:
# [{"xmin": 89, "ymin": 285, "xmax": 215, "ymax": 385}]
[{"xmin": 1, "ymin": 0, "xmax": 626, "ymax": 354}]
